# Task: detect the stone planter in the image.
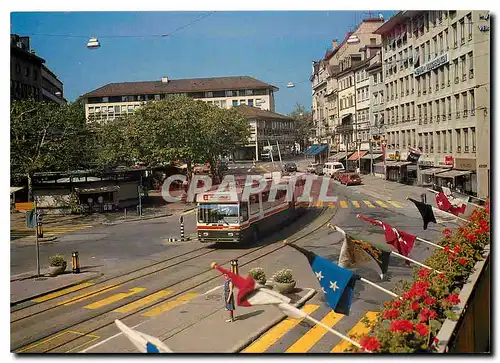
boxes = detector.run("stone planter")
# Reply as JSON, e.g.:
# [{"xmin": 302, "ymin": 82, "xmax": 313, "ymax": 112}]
[
  {"xmin": 273, "ymin": 281, "xmax": 296, "ymax": 294},
  {"xmin": 435, "ymin": 246, "xmax": 490, "ymax": 353},
  {"xmin": 48, "ymin": 265, "xmax": 66, "ymax": 277}
]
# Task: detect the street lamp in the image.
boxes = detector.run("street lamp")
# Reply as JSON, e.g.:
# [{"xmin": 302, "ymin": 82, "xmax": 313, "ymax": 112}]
[{"xmin": 87, "ymin": 37, "xmax": 100, "ymax": 49}]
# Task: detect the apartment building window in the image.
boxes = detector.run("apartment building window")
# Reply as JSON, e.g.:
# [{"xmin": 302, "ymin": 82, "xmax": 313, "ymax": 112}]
[
  {"xmin": 407, "ymin": 103, "xmax": 411, "ymax": 120},
  {"xmin": 418, "ymin": 105, "xmax": 422, "ymax": 122},
  {"xmin": 429, "ymin": 101, "xmax": 433, "ymax": 123},
  {"xmin": 449, "ymin": 130, "xmax": 453, "ymax": 152},
  {"xmin": 445, "ymin": 29, "xmax": 449, "ymax": 50},
  {"xmin": 467, "ymin": 13, "xmax": 473, "ymax": 40},
  {"xmin": 464, "ymin": 128, "xmax": 469, "ymax": 152},
  {"xmin": 248, "ymin": 99, "xmax": 254, "ymax": 106},
  {"xmin": 437, "ymin": 131, "xmax": 441, "ymax": 152},
  {"xmin": 423, "ymin": 76, "xmax": 427, "ymax": 95},
  {"xmin": 421, "ymin": 45, "xmax": 425, "ymax": 64},
  {"xmin": 439, "ymin": 33, "xmax": 444, "ymax": 54},
  {"xmin": 423, "ymin": 104, "xmax": 427, "ymax": 122},
  {"xmin": 454, "ymin": 59, "xmax": 459, "ymax": 83},
  {"xmin": 472, "ymin": 127, "xmax": 476, "ymax": 151},
  {"xmin": 441, "ymin": 99, "xmax": 446, "ymax": 120},
  {"xmin": 470, "ymin": 90, "xmax": 476, "ymax": 115},
  {"xmin": 232, "ymin": 100, "xmax": 238, "ymax": 107},
  {"xmin": 380, "ymin": 91, "xmax": 384, "ymax": 104},
  {"xmin": 452, "ymin": 24, "xmax": 458, "ymax": 47},
  {"xmin": 456, "ymin": 129, "xmax": 461, "ymax": 152},
  {"xmin": 447, "ymin": 96, "xmax": 452, "ymax": 119},
  {"xmin": 430, "ymin": 131, "xmax": 434, "ymax": 152},
  {"xmin": 417, "ymin": 77, "xmax": 421, "ymax": 96},
  {"xmin": 406, "ymin": 77, "xmax": 410, "ymax": 95},
  {"xmin": 446, "ymin": 64, "xmax": 451, "ymax": 86},
  {"xmin": 435, "ymin": 101, "xmax": 440, "ymax": 121},
  {"xmin": 401, "ymin": 104, "xmax": 405, "ymax": 120},
  {"xmin": 460, "ymin": 19, "xmax": 465, "ymax": 44},
  {"xmin": 428, "ymin": 73, "xmax": 432, "ymax": 93},
  {"xmin": 426, "ymin": 41, "xmax": 431, "ymax": 61},
  {"xmin": 443, "ymin": 130, "xmax": 447, "ymax": 151},
  {"xmin": 462, "ymin": 92, "xmax": 468, "ymax": 116},
  {"xmin": 400, "ymin": 79, "xmax": 404, "ymax": 97},
  {"xmin": 435, "ymin": 69, "xmax": 440, "ymax": 90},
  {"xmin": 461, "ymin": 56, "xmax": 467, "ymax": 81},
  {"xmin": 468, "ymin": 52, "xmax": 474, "ymax": 78},
  {"xmin": 432, "ymin": 36, "xmax": 438, "ymax": 58},
  {"xmin": 418, "ymin": 133, "xmax": 423, "ymax": 149},
  {"xmin": 411, "ymin": 74, "xmax": 415, "ymax": 93},
  {"xmin": 455, "ymin": 94, "xmax": 460, "ymax": 118},
  {"xmin": 412, "ymin": 102, "xmax": 415, "ymax": 119}
]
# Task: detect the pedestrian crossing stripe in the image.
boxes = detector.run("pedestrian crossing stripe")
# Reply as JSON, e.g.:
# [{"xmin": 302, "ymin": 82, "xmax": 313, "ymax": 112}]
[
  {"xmin": 285, "ymin": 310, "xmax": 344, "ymax": 353},
  {"xmin": 113, "ymin": 290, "xmax": 173, "ymax": 313},
  {"xmin": 32, "ymin": 282, "xmax": 95, "ymax": 303},
  {"xmin": 363, "ymin": 201, "xmax": 375, "ymax": 208},
  {"xmin": 387, "ymin": 200, "xmax": 403, "ymax": 208},
  {"xmin": 142, "ymin": 292, "xmax": 199, "ymax": 317},
  {"xmin": 375, "ymin": 201, "xmax": 388, "ymax": 208},
  {"xmin": 351, "ymin": 201, "xmax": 360, "ymax": 208},
  {"xmin": 330, "ymin": 312, "xmax": 379, "ymax": 353},
  {"xmin": 307, "ymin": 200, "xmax": 402, "ymax": 209},
  {"xmin": 339, "ymin": 201, "xmax": 348, "ymax": 208},
  {"xmin": 242, "ymin": 304, "xmax": 319, "ymax": 353},
  {"xmin": 84, "ymin": 287, "xmax": 146, "ymax": 310},
  {"xmin": 57, "ymin": 285, "xmax": 120, "ymax": 306}
]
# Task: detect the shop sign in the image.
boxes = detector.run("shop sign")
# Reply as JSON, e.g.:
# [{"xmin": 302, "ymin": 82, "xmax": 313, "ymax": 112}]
[
  {"xmin": 454, "ymin": 158, "xmax": 476, "ymax": 171},
  {"xmin": 444, "ymin": 155, "xmax": 454, "ymax": 165},
  {"xmin": 407, "ymin": 147, "xmax": 422, "ymax": 163},
  {"xmin": 387, "ymin": 154, "xmax": 400, "ymax": 160},
  {"xmin": 418, "ymin": 160, "xmax": 434, "ymax": 167},
  {"xmin": 414, "ymin": 53, "xmax": 449, "ymax": 76},
  {"xmin": 479, "ymin": 164, "xmax": 488, "ymax": 168}
]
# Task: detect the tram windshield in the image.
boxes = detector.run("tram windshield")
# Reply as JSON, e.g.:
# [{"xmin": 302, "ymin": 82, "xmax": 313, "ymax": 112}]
[{"xmin": 198, "ymin": 203, "xmax": 240, "ymax": 224}]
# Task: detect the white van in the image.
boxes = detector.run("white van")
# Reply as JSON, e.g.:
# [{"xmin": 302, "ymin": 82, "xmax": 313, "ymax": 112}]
[{"xmin": 323, "ymin": 162, "xmax": 345, "ymax": 177}]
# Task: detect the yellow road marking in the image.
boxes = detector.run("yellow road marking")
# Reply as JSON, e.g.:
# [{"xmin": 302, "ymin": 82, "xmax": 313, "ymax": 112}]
[
  {"xmin": 388, "ymin": 200, "xmax": 403, "ymax": 208},
  {"xmin": 317, "ymin": 201, "xmax": 324, "ymax": 208},
  {"xmin": 363, "ymin": 200, "xmax": 375, "ymax": 208},
  {"xmin": 65, "ymin": 332, "xmax": 101, "ymax": 353},
  {"xmin": 331, "ymin": 312, "xmax": 379, "ymax": 353},
  {"xmin": 286, "ymin": 310, "xmax": 344, "ymax": 353},
  {"xmin": 114, "ymin": 290, "xmax": 173, "ymax": 313},
  {"xmin": 142, "ymin": 293, "xmax": 199, "ymax": 317},
  {"xmin": 16, "ymin": 330, "xmax": 99, "ymax": 353},
  {"xmin": 351, "ymin": 201, "xmax": 360, "ymax": 208},
  {"xmin": 182, "ymin": 209, "xmax": 196, "ymax": 216},
  {"xmin": 375, "ymin": 201, "xmax": 388, "ymax": 208},
  {"xmin": 339, "ymin": 201, "xmax": 348, "ymax": 208},
  {"xmin": 242, "ymin": 304, "xmax": 319, "ymax": 353},
  {"xmin": 84, "ymin": 287, "xmax": 146, "ymax": 310},
  {"xmin": 57, "ymin": 285, "xmax": 119, "ymax": 306},
  {"xmin": 32, "ymin": 282, "xmax": 95, "ymax": 303},
  {"xmin": 328, "ymin": 202, "xmax": 336, "ymax": 208}
]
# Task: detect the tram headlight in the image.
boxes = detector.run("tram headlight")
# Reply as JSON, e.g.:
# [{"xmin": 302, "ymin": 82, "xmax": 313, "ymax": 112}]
[
  {"xmin": 228, "ymin": 232, "xmax": 234, "ymax": 237},
  {"xmin": 203, "ymin": 232, "xmax": 209, "ymax": 236}
]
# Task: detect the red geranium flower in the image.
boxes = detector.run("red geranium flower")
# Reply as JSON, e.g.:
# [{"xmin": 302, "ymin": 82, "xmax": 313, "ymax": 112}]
[
  {"xmin": 389, "ymin": 320, "xmax": 414, "ymax": 333},
  {"xmin": 393, "ymin": 300, "xmax": 402, "ymax": 309},
  {"xmin": 453, "ymin": 246, "xmax": 462, "ymax": 254},
  {"xmin": 444, "ymin": 246, "xmax": 451, "ymax": 253},
  {"xmin": 459, "ymin": 258, "xmax": 467, "ymax": 265},
  {"xmin": 434, "ymin": 337, "xmax": 440, "ymax": 344},
  {"xmin": 383, "ymin": 308, "xmax": 400, "ymax": 320},
  {"xmin": 419, "ymin": 308, "xmax": 438, "ymax": 322},
  {"xmin": 466, "ymin": 234, "xmax": 476, "ymax": 243},
  {"xmin": 418, "ymin": 268, "xmax": 430, "ymax": 278},
  {"xmin": 424, "ymin": 296, "xmax": 436, "ymax": 306},
  {"xmin": 415, "ymin": 323, "xmax": 429, "ymax": 336},
  {"xmin": 411, "ymin": 301, "xmax": 420, "ymax": 311},
  {"xmin": 445, "ymin": 293, "xmax": 460, "ymax": 305},
  {"xmin": 442, "ymin": 228, "xmax": 452, "ymax": 237},
  {"xmin": 359, "ymin": 336, "xmax": 381, "ymax": 352}
]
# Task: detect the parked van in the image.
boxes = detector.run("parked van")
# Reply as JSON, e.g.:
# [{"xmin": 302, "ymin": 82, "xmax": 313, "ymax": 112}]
[{"xmin": 323, "ymin": 162, "xmax": 345, "ymax": 177}]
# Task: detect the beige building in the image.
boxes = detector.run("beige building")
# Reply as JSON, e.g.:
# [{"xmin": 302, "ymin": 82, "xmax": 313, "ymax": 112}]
[
  {"xmin": 82, "ymin": 76, "xmax": 278, "ymax": 122},
  {"xmin": 375, "ymin": 10, "xmax": 490, "ymax": 198}
]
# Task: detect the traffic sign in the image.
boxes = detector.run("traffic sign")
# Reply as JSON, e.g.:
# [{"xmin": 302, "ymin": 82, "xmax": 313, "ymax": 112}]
[{"xmin": 98, "ymin": 196, "xmax": 104, "ymax": 204}]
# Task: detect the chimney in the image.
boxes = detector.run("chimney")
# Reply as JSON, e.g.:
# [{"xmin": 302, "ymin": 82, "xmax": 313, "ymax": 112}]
[
  {"xmin": 161, "ymin": 76, "xmax": 169, "ymax": 84},
  {"xmin": 332, "ymin": 39, "xmax": 338, "ymax": 49}
]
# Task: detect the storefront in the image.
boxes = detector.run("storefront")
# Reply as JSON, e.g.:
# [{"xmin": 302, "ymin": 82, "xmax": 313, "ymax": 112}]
[
  {"xmin": 348, "ymin": 151, "xmax": 368, "ymax": 173},
  {"xmin": 328, "ymin": 151, "xmax": 352, "ymax": 169},
  {"xmin": 420, "ymin": 167, "xmax": 450, "ymax": 186},
  {"xmin": 440, "ymin": 158, "xmax": 477, "ymax": 195},
  {"xmin": 386, "ymin": 161, "xmax": 412, "ymax": 183},
  {"xmin": 361, "ymin": 153, "xmax": 383, "ymax": 175}
]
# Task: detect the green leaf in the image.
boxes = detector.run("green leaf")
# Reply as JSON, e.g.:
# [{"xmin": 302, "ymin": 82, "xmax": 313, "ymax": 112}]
[{"xmin": 429, "ymin": 319, "xmax": 442, "ymax": 331}]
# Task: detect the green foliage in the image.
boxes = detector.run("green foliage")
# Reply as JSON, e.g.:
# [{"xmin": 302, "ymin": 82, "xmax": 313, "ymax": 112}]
[
  {"xmin": 272, "ymin": 269, "xmax": 294, "ymax": 283},
  {"xmin": 248, "ymin": 268, "xmax": 267, "ymax": 285},
  {"xmin": 49, "ymin": 254, "xmax": 67, "ymax": 268},
  {"xmin": 288, "ymin": 103, "xmax": 313, "ymax": 149}
]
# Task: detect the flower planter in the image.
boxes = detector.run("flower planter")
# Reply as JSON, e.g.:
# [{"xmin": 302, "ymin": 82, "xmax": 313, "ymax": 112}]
[
  {"xmin": 434, "ymin": 246, "xmax": 490, "ymax": 353},
  {"xmin": 273, "ymin": 281, "xmax": 296, "ymax": 294},
  {"xmin": 48, "ymin": 265, "xmax": 66, "ymax": 277}
]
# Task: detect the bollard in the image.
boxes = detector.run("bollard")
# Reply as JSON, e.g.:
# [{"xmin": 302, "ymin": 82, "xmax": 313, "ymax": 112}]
[
  {"xmin": 72, "ymin": 251, "xmax": 80, "ymax": 273},
  {"xmin": 180, "ymin": 215, "xmax": 185, "ymax": 241},
  {"xmin": 124, "ymin": 208, "xmax": 127, "ymax": 219},
  {"xmin": 230, "ymin": 259, "xmax": 239, "ymax": 275},
  {"xmin": 421, "ymin": 193, "xmax": 427, "ymax": 204},
  {"xmin": 36, "ymin": 222, "xmax": 43, "ymax": 238}
]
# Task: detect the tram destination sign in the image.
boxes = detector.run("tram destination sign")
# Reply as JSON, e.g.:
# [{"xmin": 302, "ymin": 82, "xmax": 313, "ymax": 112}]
[{"xmin": 414, "ymin": 53, "xmax": 449, "ymax": 77}]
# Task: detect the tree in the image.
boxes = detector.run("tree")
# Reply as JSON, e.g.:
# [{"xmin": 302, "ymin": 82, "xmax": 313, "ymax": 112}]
[
  {"xmin": 10, "ymin": 99, "xmax": 95, "ymax": 200},
  {"xmin": 289, "ymin": 103, "xmax": 314, "ymax": 151},
  {"xmin": 97, "ymin": 96, "xmax": 250, "ymax": 182}
]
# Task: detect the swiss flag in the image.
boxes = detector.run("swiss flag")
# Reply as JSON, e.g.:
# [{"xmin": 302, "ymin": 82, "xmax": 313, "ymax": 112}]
[
  {"xmin": 357, "ymin": 214, "xmax": 416, "ymax": 259},
  {"xmin": 435, "ymin": 192, "xmax": 466, "ymax": 216}
]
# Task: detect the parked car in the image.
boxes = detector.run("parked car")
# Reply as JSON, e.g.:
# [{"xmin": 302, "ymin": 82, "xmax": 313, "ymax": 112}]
[
  {"xmin": 332, "ymin": 169, "xmax": 348, "ymax": 181},
  {"xmin": 323, "ymin": 162, "xmax": 345, "ymax": 177},
  {"xmin": 306, "ymin": 162, "xmax": 322, "ymax": 174},
  {"xmin": 339, "ymin": 172, "xmax": 362, "ymax": 186},
  {"xmin": 283, "ymin": 162, "xmax": 298, "ymax": 173}
]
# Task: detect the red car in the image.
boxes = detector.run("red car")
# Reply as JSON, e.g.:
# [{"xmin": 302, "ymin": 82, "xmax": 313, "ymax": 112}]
[{"xmin": 339, "ymin": 173, "xmax": 362, "ymax": 186}]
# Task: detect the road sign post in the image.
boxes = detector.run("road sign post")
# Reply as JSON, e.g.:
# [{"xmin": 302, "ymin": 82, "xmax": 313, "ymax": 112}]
[{"xmin": 34, "ymin": 201, "xmax": 41, "ymax": 277}]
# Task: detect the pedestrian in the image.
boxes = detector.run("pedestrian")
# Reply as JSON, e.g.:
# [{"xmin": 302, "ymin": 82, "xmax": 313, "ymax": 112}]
[{"xmin": 223, "ymin": 274, "xmax": 235, "ymax": 323}]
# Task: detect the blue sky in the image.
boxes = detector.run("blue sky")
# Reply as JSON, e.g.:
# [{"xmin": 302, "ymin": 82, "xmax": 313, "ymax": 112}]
[{"xmin": 11, "ymin": 11, "xmax": 395, "ymax": 114}]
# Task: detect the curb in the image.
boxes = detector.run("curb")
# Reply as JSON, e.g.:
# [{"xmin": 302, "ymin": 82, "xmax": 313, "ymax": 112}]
[
  {"xmin": 10, "ymin": 272, "xmax": 103, "ymax": 306},
  {"xmin": 167, "ymin": 236, "xmax": 192, "ymax": 242},
  {"xmin": 11, "ymin": 236, "xmax": 58, "ymax": 244},
  {"xmin": 100, "ymin": 207, "xmax": 196, "ymax": 226},
  {"xmin": 230, "ymin": 287, "xmax": 317, "ymax": 353}
]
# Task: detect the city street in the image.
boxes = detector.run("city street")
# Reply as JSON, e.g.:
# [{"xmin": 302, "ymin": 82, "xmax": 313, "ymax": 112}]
[{"xmin": 10, "ymin": 176, "xmax": 460, "ymax": 353}]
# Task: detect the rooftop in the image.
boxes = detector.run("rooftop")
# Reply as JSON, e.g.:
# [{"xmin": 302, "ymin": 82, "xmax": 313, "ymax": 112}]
[
  {"xmin": 83, "ymin": 76, "xmax": 278, "ymax": 98},
  {"xmin": 374, "ymin": 11, "xmax": 423, "ymax": 34},
  {"xmin": 235, "ymin": 105, "xmax": 292, "ymax": 120}
]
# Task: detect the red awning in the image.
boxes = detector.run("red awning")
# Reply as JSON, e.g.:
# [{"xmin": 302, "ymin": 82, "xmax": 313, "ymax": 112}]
[{"xmin": 348, "ymin": 151, "xmax": 368, "ymax": 161}]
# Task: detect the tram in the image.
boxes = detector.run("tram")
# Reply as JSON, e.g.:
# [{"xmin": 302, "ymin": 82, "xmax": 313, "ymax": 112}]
[{"xmin": 196, "ymin": 173, "xmax": 307, "ymax": 243}]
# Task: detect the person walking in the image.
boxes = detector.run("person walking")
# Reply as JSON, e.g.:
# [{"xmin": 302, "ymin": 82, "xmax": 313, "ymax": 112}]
[{"xmin": 223, "ymin": 274, "xmax": 235, "ymax": 323}]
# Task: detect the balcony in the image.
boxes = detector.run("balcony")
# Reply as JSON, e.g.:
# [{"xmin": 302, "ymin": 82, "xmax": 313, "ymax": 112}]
[
  {"xmin": 441, "ymin": 82, "xmax": 445, "ymax": 89},
  {"xmin": 335, "ymin": 123, "xmax": 354, "ymax": 134},
  {"xmin": 418, "ymin": 91, "xmax": 421, "ymax": 96},
  {"xmin": 423, "ymin": 90, "xmax": 427, "ymax": 95},
  {"xmin": 463, "ymin": 110, "xmax": 468, "ymax": 117},
  {"xmin": 456, "ymin": 112, "xmax": 461, "ymax": 119},
  {"xmin": 473, "ymin": 146, "xmax": 476, "ymax": 152},
  {"xmin": 465, "ymin": 146, "xmax": 469, "ymax": 152},
  {"xmin": 462, "ymin": 74, "xmax": 467, "ymax": 81},
  {"xmin": 442, "ymin": 114, "xmax": 446, "ymax": 121},
  {"xmin": 455, "ymin": 77, "xmax": 459, "ymax": 84},
  {"xmin": 436, "ymin": 84, "xmax": 440, "ymax": 91},
  {"xmin": 448, "ymin": 80, "xmax": 451, "ymax": 86},
  {"xmin": 457, "ymin": 146, "xmax": 462, "ymax": 152},
  {"xmin": 406, "ymin": 90, "xmax": 410, "ymax": 96},
  {"xmin": 448, "ymin": 113, "xmax": 452, "ymax": 120},
  {"xmin": 471, "ymin": 109, "xmax": 476, "ymax": 116},
  {"xmin": 470, "ymin": 69, "xmax": 474, "ymax": 79}
]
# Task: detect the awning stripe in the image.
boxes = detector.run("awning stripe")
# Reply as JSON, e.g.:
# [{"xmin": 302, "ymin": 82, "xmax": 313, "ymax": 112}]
[{"xmin": 434, "ymin": 169, "xmax": 473, "ymax": 178}]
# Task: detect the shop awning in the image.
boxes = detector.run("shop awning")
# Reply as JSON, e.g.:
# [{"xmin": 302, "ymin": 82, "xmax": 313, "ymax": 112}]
[
  {"xmin": 386, "ymin": 161, "xmax": 412, "ymax": 167},
  {"xmin": 10, "ymin": 186, "xmax": 24, "ymax": 194},
  {"xmin": 421, "ymin": 167, "xmax": 448, "ymax": 175},
  {"xmin": 304, "ymin": 145, "xmax": 319, "ymax": 156},
  {"xmin": 435, "ymin": 169, "xmax": 473, "ymax": 178},
  {"xmin": 310, "ymin": 144, "xmax": 328, "ymax": 156},
  {"xmin": 348, "ymin": 151, "xmax": 368, "ymax": 161},
  {"xmin": 361, "ymin": 153, "xmax": 383, "ymax": 160},
  {"xmin": 75, "ymin": 186, "xmax": 121, "ymax": 194},
  {"xmin": 329, "ymin": 152, "xmax": 351, "ymax": 161}
]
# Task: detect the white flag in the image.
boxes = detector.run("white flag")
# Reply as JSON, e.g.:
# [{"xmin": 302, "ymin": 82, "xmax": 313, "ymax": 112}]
[{"xmin": 114, "ymin": 319, "xmax": 172, "ymax": 353}]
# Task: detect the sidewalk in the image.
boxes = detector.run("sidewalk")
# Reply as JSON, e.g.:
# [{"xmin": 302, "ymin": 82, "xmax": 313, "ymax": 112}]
[
  {"xmin": 11, "ymin": 270, "xmax": 102, "ymax": 305},
  {"xmin": 84, "ymin": 286, "xmax": 316, "ymax": 353}
]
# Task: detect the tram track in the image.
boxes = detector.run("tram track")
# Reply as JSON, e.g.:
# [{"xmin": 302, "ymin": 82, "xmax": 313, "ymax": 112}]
[{"xmin": 13, "ymin": 205, "xmax": 338, "ymax": 353}]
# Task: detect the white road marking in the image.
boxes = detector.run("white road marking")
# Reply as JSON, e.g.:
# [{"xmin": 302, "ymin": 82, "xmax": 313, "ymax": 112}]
[
  {"xmin": 203, "ymin": 285, "xmax": 223, "ymax": 295},
  {"xmin": 79, "ymin": 320, "xmax": 148, "ymax": 353}
]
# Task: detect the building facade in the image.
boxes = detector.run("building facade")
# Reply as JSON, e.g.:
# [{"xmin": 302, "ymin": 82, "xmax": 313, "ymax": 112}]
[
  {"xmin": 234, "ymin": 105, "xmax": 295, "ymax": 161},
  {"xmin": 82, "ymin": 76, "xmax": 278, "ymax": 123},
  {"xmin": 10, "ymin": 34, "xmax": 64, "ymax": 104},
  {"xmin": 375, "ymin": 10, "xmax": 490, "ymax": 198}
]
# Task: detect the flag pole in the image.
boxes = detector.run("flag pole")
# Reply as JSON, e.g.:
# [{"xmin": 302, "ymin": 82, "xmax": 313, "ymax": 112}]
[
  {"xmin": 359, "ymin": 277, "xmax": 400, "ymax": 299},
  {"xmin": 277, "ymin": 303, "xmax": 365, "ymax": 351},
  {"xmin": 416, "ymin": 236, "xmax": 445, "ymax": 250},
  {"xmin": 391, "ymin": 251, "xmax": 442, "ymax": 273}
]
